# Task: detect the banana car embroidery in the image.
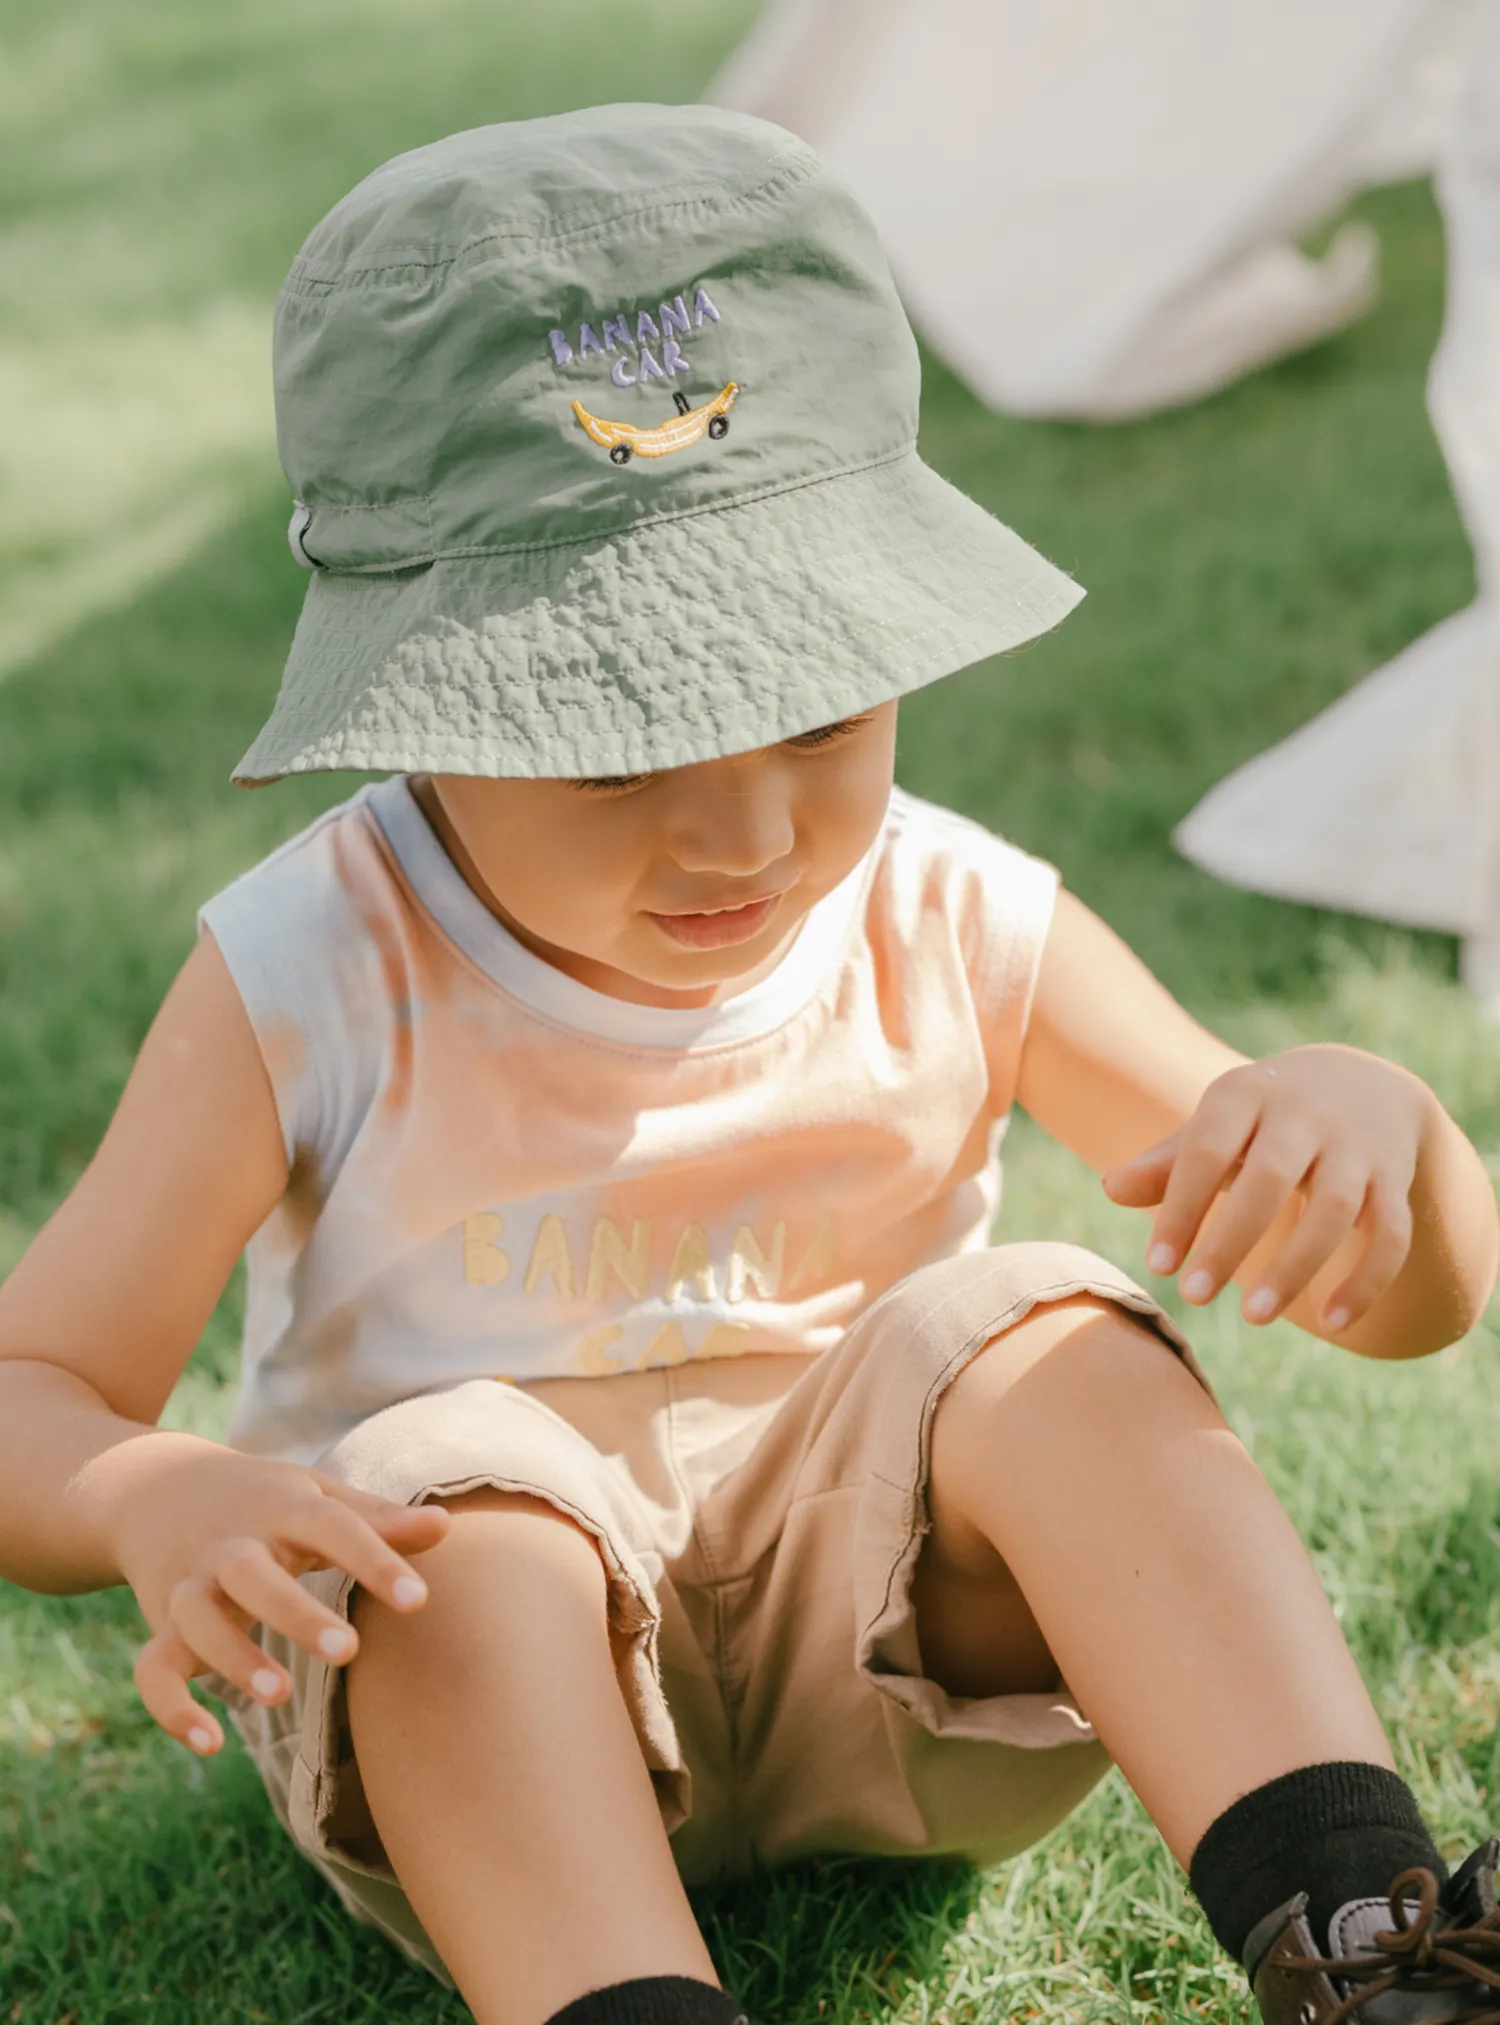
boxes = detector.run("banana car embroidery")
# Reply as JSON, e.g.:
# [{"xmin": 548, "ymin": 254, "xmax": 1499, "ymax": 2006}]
[{"xmin": 573, "ymin": 382, "xmax": 739, "ymax": 465}]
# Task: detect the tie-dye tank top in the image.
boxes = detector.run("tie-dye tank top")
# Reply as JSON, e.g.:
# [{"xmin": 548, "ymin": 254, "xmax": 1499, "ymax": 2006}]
[{"xmin": 198, "ymin": 777, "xmax": 1059, "ymax": 1467}]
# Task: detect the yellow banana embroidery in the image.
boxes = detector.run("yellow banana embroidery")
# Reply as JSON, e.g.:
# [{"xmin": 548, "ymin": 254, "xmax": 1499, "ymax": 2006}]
[{"xmin": 573, "ymin": 382, "xmax": 739, "ymax": 465}]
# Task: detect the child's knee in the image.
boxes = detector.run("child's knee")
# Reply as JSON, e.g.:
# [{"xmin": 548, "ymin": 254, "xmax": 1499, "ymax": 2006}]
[
  {"xmin": 350, "ymin": 1484, "xmax": 611, "ymax": 1646},
  {"xmin": 924, "ymin": 1298, "xmax": 1118, "ymax": 1546},
  {"xmin": 957, "ymin": 1290, "xmax": 1170, "ymax": 1409},
  {"xmin": 930, "ymin": 1291, "xmax": 1204, "ymax": 1491},
  {"xmin": 924, "ymin": 1293, "xmax": 1217, "ymax": 1573}
]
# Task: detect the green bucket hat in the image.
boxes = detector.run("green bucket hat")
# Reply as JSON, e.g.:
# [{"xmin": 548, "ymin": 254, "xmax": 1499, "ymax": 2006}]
[{"xmin": 234, "ymin": 101, "xmax": 1084, "ymax": 785}]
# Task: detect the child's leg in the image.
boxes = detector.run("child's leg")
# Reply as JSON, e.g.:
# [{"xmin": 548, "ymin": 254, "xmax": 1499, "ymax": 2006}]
[
  {"xmin": 911, "ymin": 1291, "xmax": 1397, "ymax": 1858},
  {"xmin": 345, "ymin": 1488, "xmax": 716, "ymax": 2025}
]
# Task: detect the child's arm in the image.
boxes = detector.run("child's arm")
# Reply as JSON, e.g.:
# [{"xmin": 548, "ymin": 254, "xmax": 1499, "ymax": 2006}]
[
  {"xmin": 0, "ymin": 931, "xmax": 290, "ymax": 1590},
  {"xmin": 0, "ymin": 932, "xmax": 446, "ymax": 1752},
  {"xmin": 1014, "ymin": 888, "xmax": 1500, "ymax": 1360}
]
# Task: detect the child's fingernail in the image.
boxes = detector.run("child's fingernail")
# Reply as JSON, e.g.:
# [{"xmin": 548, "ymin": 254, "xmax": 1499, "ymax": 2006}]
[
  {"xmin": 1180, "ymin": 1270, "xmax": 1214, "ymax": 1302},
  {"xmin": 392, "ymin": 1574, "xmax": 427, "ymax": 1608},
  {"xmin": 1324, "ymin": 1307, "xmax": 1351, "ymax": 1333},
  {"xmin": 318, "ymin": 1625, "xmax": 357, "ymax": 1662},
  {"xmin": 251, "ymin": 1668, "xmax": 283, "ymax": 1700},
  {"xmin": 1245, "ymin": 1287, "xmax": 1278, "ymax": 1322},
  {"xmin": 188, "ymin": 1725, "xmax": 214, "ymax": 1753},
  {"xmin": 1147, "ymin": 1244, "xmax": 1175, "ymax": 1274}
]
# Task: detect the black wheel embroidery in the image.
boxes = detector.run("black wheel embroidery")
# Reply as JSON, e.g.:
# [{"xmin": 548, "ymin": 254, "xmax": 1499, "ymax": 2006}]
[
  {"xmin": 610, "ymin": 444, "xmax": 632, "ymax": 465},
  {"xmin": 707, "ymin": 415, "xmax": 729, "ymax": 440}
]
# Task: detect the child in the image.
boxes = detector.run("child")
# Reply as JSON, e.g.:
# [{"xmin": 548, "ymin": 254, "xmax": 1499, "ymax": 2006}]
[{"xmin": 1, "ymin": 102, "xmax": 1498, "ymax": 2025}]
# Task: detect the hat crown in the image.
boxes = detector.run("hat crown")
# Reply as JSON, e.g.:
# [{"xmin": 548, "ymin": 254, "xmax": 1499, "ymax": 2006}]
[{"xmin": 274, "ymin": 103, "xmax": 920, "ymax": 572}]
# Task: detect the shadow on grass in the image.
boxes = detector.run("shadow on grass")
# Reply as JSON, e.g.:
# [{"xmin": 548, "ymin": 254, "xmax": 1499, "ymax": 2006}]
[
  {"xmin": 0, "ymin": 1707, "xmax": 457, "ymax": 2022},
  {"xmin": 692, "ymin": 1857, "xmax": 987, "ymax": 2025},
  {"xmin": 2, "ymin": 1657, "xmax": 986, "ymax": 2025}
]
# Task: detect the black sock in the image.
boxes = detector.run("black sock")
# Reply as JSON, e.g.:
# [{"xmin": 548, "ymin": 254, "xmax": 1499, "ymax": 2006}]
[
  {"xmin": 546, "ymin": 1977, "xmax": 746, "ymax": 2025},
  {"xmin": 1187, "ymin": 1761, "xmax": 1448, "ymax": 1965}
]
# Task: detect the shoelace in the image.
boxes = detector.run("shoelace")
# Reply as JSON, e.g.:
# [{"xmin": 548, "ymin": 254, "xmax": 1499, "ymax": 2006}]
[{"xmin": 1284, "ymin": 1868, "xmax": 1500, "ymax": 2025}]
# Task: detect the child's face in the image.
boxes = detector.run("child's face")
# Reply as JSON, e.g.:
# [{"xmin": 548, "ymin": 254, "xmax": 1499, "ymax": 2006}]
[{"xmin": 418, "ymin": 700, "xmax": 898, "ymax": 1009}]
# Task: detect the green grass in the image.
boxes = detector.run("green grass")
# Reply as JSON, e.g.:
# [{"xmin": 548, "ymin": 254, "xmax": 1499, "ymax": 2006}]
[{"xmin": 2, "ymin": 3, "xmax": 1499, "ymax": 2020}]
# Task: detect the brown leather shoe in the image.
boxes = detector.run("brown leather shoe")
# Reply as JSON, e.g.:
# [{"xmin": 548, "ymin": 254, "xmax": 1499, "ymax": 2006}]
[{"xmin": 1246, "ymin": 1842, "xmax": 1500, "ymax": 2025}]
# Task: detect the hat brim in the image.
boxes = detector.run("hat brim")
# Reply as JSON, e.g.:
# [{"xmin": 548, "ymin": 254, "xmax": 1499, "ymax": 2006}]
[{"xmin": 232, "ymin": 450, "xmax": 1084, "ymax": 784}]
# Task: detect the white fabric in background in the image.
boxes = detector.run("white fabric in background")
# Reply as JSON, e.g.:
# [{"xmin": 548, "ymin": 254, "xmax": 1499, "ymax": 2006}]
[
  {"xmin": 1175, "ymin": 11, "xmax": 1500, "ymax": 1009},
  {"xmin": 706, "ymin": 0, "xmax": 1458, "ymax": 419},
  {"xmin": 710, "ymin": 0, "xmax": 1500, "ymax": 1002}
]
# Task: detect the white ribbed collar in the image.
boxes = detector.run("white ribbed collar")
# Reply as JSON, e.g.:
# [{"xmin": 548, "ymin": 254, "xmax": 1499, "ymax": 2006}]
[{"xmin": 366, "ymin": 773, "xmax": 883, "ymax": 1052}]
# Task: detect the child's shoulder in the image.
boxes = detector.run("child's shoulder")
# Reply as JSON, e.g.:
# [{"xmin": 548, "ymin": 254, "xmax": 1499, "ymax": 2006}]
[
  {"xmin": 199, "ymin": 779, "xmax": 409, "ymax": 953},
  {"xmin": 205, "ymin": 781, "xmax": 383, "ymax": 906},
  {"xmin": 881, "ymin": 783, "xmax": 1058, "ymax": 891},
  {"xmin": 196, "ymin": 779, "xmax": 407, "ymax": 1033},
  {"xmin": 196, "ymin": 781, "xmax": 409, "ymax": 1166},
  {"xmin": 875, "ymin": 785, "xmax": 1060, "ymax": 975}
]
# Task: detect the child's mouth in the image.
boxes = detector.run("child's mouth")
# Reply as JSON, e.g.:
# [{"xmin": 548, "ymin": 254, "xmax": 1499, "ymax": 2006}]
[{"xmin": 647, "ymin": 893, "xmax": 784, "ymax": 949}]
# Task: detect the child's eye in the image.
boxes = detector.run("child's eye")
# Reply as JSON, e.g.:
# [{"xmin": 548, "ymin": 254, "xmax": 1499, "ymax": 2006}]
[
  {"xmin": 571, "ymin": 771, "xmax": 654, "ymax": 794},
  {"xmin": 569, "ymin": 714, "xmax": 873, "ymax": 792},
  {"xmin": 784, "ymin": 714, "xmax": 873, "ymax": 751}
]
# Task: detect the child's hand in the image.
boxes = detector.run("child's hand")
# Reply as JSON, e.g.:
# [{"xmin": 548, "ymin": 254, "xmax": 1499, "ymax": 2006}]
[
  {"xmin": 1101, "ymin": 1043, "xmax": 1431, "ymax": 1333},
  {"xmin": 108, "ymin": 1442, "xmax": 451, "ymax": 1756}
]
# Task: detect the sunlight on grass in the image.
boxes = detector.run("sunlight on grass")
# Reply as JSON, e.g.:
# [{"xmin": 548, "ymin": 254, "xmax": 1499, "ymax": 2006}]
[
  {"xmin": 0, "ymin": 303, "xmax": 275, "ymax": 679},
  {"xmin": 0, "ymin": 0, "xmax": 757, "ymax": 681}
]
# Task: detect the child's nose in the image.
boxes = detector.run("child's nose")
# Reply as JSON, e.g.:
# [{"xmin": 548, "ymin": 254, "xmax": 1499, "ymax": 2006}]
[{"xmin": 667, "ymin": 780, "xmax": 797, "ymax": 880}]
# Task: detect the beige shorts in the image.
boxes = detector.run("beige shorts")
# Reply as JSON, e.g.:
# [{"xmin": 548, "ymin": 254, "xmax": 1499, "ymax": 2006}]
[{"xmin": 202, "ymin": 1241, "xmax": 1207, "ymax": 1990}]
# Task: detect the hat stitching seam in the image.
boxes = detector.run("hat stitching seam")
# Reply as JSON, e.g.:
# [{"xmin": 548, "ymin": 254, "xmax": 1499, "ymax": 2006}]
[
  {"xmin": 336, "ymin": 137, "xmax": 812, "ymax": 259},
  {"xmin": 307, "ymin": 443, "xmax": 918, "ymax": 573},
  {"xmin": 304, "ymin": 494, "xmax": 437, "ymax": 562},
  {"xmin": 282, "ymin": 151, "xmax": 819, "ymax": 291},
  {"xmin": 308, "ymin": 495, "xmax": 435, "ymax": 517}
]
